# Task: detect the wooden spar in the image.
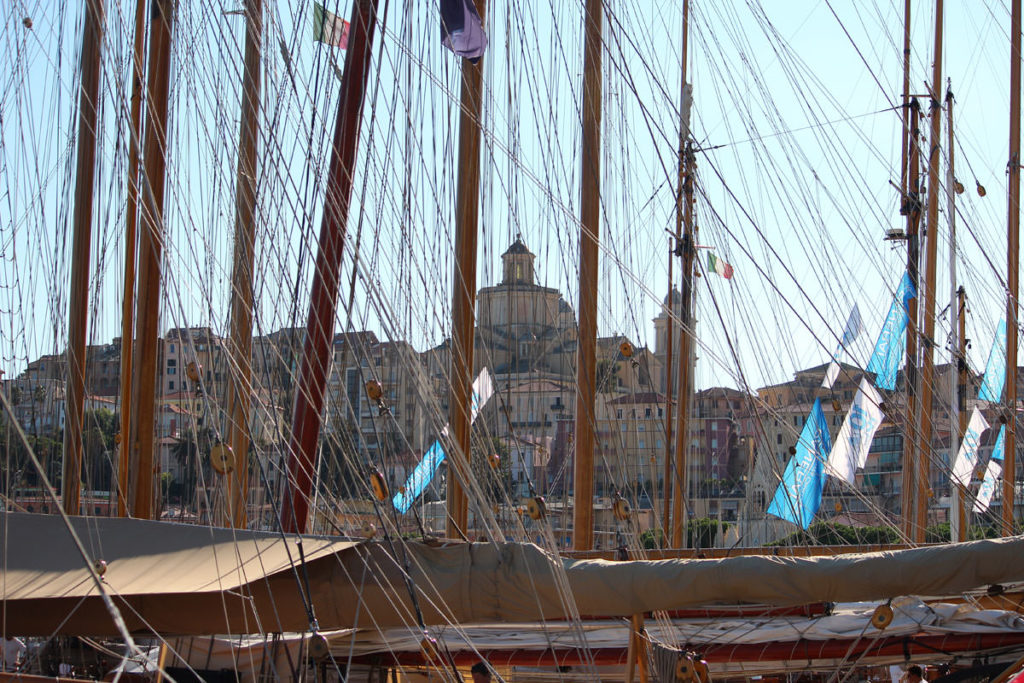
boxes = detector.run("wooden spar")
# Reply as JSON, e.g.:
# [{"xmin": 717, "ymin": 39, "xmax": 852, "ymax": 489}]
[
  {"xmin": 116, "ymin": 0, "xmax": 146, "ymax": 518},
  {"xmin": 281, "ymin": 0, "xmax": 378, "ymax": 534},
  {"xmin": 1004, "ymin": 0, "xmax": 1021, "ymax": 535},
  {"xmin": 130, "ymin": 0, "xmax": 174, "ymax": 520},
  {"xmin": 899, "ymin": 0, "xmax": 912, "ymax": 203},
  {"xmin": 898, "ymin": 0, "xmax": 920, "ymax": 540},
  {"xmin": 955, "ymin": 286, "xmax": 968, "ymax": 540},
  {"xmin": 660, "ymin": 242, "xmax": 674, "ymax": 544},
  {"xmin": 446, "ymin": 0, "xmax": 488, "ymax": 540},
  {"xmin": 900, "ymin": 99, "xmax": 922, "ymax": 540},
  {"xmin": 946, "ymin": 88, "xmax": 966, "ymax": 542},
  {"xmin": 62, "ymin": 0, "xmax": 105, "ymax": 516},
  {"xmin": 664, "ymin": 0, "xmax": 690, "ymax": 547},
  {"xmin": 223, "ymin": 0, "xmax": 263, "ymax": 529},
  {"xmin": 914, "ymin": 0, "xmax": 944, "ymax": 544},
  {"xmin": 572, "ymin": 0, "xmax": 602, "ymax": 551},
  {"xmin": 672, "ymin": 147, "xmax": 695, "ymax": 549}
]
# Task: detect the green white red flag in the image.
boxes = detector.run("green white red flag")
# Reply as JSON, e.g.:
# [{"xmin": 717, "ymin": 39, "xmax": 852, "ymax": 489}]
[
  {"xmin": 707, "ymin": 252, "xmax": 733, "ymax": 279},
  {"xmin": 313, "ymin": 2, "xmax": 349, "ymax": 49}
]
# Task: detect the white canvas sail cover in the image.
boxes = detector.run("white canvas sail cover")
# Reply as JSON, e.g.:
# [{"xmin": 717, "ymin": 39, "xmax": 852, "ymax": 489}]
[
  {"xmin": 7, "ymin": 513, "xmax": 1024, "ymax": 636},
  {"xmin": 826, "ymin": 378, "xmax": 883, "ymax": 484}
]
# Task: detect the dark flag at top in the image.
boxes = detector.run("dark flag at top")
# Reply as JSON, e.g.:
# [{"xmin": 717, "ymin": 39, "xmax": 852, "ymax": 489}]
[{"xmin": 441, "ymin": 0, "xmax": 487, "ymax": 61}]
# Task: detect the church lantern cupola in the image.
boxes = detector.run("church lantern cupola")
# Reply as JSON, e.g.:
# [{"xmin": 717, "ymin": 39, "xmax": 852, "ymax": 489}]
[{"xmin": 501, "ymin": 235, "xmax": 535, "ymax": 285}]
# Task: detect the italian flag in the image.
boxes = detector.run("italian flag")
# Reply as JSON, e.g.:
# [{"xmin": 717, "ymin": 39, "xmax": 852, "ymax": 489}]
[
  {"xmin": 313, "ymin": 2, "xmax": 349, "ymax": 49},
  {"xmin": 708, "ymin": 252, "xmax": 733, "ymax": 279}
]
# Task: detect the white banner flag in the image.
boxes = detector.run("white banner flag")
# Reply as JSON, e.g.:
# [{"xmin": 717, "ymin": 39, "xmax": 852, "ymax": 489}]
[
  {"xmin": 440, "ymin": 367, "xmax": 495, "ymax": 438},
  {"xmin": 974, "ymin": 459, "xmax": 1002, "ymax": 513},
  {"xmin": 951, "ymin": 407, "xmax": 989, "ymax": 487},
  {"xmin": 826, "ymin": 378, "xmax": 883, "ymax": 484},
  {"xmin": 821, "ymin": 304, "xmax": 863, "ymax": 389}
]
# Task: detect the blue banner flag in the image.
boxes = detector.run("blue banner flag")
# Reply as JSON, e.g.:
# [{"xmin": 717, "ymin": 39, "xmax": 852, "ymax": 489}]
[
  {"xmin": 441, "ymin": 0, "xmax": 487, "ymax": 61},
  {"xmin": 992, "ymin": 424, "xmax": 1006, "ymax": 462},
  {"xmin": 392, "ymin": 368, "xmax": 494, "ymax": 513},
  {"xmin": 866, "ymin": 273, "xmax": 916, "ymax": 391},
  {"xmin": 978, "ymin": 320, "xmax": 1007, "ymax": 402},
  {"xmin": 392, "ymin": 440, "xmax": 446, "ymax": 513},
  {"xmin": 767, "ymin": 399, "xmax": 832, "ymax": 529}
]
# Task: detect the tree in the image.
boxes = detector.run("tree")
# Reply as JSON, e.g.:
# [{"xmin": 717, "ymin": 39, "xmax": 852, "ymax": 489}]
[
  {"xmin": 81, "ymin": 409, "xmax": 118, "ymax": 493},
  {"xmin": 171, "ymin": 425, "xmax": 215, "ymax": 509}
]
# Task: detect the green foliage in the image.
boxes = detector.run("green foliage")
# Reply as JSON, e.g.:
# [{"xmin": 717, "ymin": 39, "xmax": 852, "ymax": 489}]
[
  {"xmin": 640, "ymin": 528, "xmax": 663, "ymax": 550},
  {"xmin": 688, "ymin": 517, "xmax": 731, "ymax": 548},
  {"xmin": 639, "ymin": 519, "xmax": 732, "ymax": 550},
  {"xmin": 925, "ymin": 521, "xmax": 999, "ymax": 542},
  {"xmin": 769, "ymin": 521, "xmax": 901, "ymax": 546},
  {"xmin": 171, "ymin": 425, "xmax": 215, "ymax": 506}
]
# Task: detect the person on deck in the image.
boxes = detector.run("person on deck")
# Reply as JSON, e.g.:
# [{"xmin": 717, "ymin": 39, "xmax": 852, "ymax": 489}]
[
  {"xmin": 470, "ymin": 661, "xmax": 492, "ymax": 683},
  {"xmin": 1, "ymin": 636, "xmax": 25, "ymax": 672},
  {"xmin": 905, "ymin": 665, "xmax": 926, "ymax": 683}
]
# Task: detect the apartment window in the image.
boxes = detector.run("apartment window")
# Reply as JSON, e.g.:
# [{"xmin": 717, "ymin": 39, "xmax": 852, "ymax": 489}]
[
  {"xmin": 616, "ymin": 409, "xmax": 623, "ymax": 419},
  {"xmin": 793, "ymin": 416, "xmax": 798, "ymax": 426},
  {"xmin": 711, "ymin": 438, "xmax": 718, "ymax": 448},
  {"xmin": 776, "ymin": 434, "xmax": 783, "ymax": 445},
  {"xmin": 169, "ymin": 344, "xmax": 175, "ymax": 353},
  {"xmin": 638, "ymin": 439, "xmax": 646, "ymax": 449},
  {"xmin": 620, "ymin": 423, "xmax": 627, "ymax": 432},
  {"xmin": 644, "ymin": 408, "xmax": 652, "ymax": 418},
  {"xmin": 169, "ymin": 381, "xmax": 174, "ymax": 391},
  {"xmin": 658, "ymin": 408, "xmax": 664, "ymax": 418},
  {"xmin": 656, "ymin": 439, "xmax": 663, "ymax": 448}
]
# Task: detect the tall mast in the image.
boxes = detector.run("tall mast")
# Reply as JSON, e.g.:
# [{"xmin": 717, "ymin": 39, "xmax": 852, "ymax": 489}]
[
  {"xmin": 914, "ymin": 0, "xmax": 944, "ymax": 544},
  {"xmin": 898, "ymin": 0, "xmax": 921, "ymax": 541},
  {"xmin": 281, "ymin": 0, "xmax": 379, "ymax": 534},
  {"xmin": 661, "ymin": 243, "xmax": 674, "ymax": 544},
  {"xmin": 670, "ymin": 0, "xmax": 694, "ymax": 549},
  {"xmin": 129, "ymin": 0, "xmax": 174, "ymax": 520},
  {"xmin": 572, "ymin": 0, "xmax": 603, "ymax": 551},
  {"xmin": 224, "ymin": 0, "xmax": 263, "ymax": 529},
  {"xmin": 900, "ymin": 0, "xmax": 912, "ymax": 204},
  {"xmin": 900, "ymin": 99, "xmax": 922, "ymax": 539},
  {"xmin": 116, "ymin": 0, "xmax": 148, "ymax": 518},
  {"xmin": 954, "ymin": 286, "xmax": 968, "ymax": 541},
  {"xmin": 1004, "ymin": 0, "xmax": 1021, "ymax": 536},
  {"xmin": 446, "ymin": 0, "xmax": 488, "ymax": 540},
  {"xmin": 672, "ymin": 148, "xmax": 695, "ymax": 549},
  {"xmin": 946, "ymin": 88, "xmax": 966, "ymax": 543},
  {"xmin": 62, "ymin": 0, "xmax": 105, "ymax": 516}
]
